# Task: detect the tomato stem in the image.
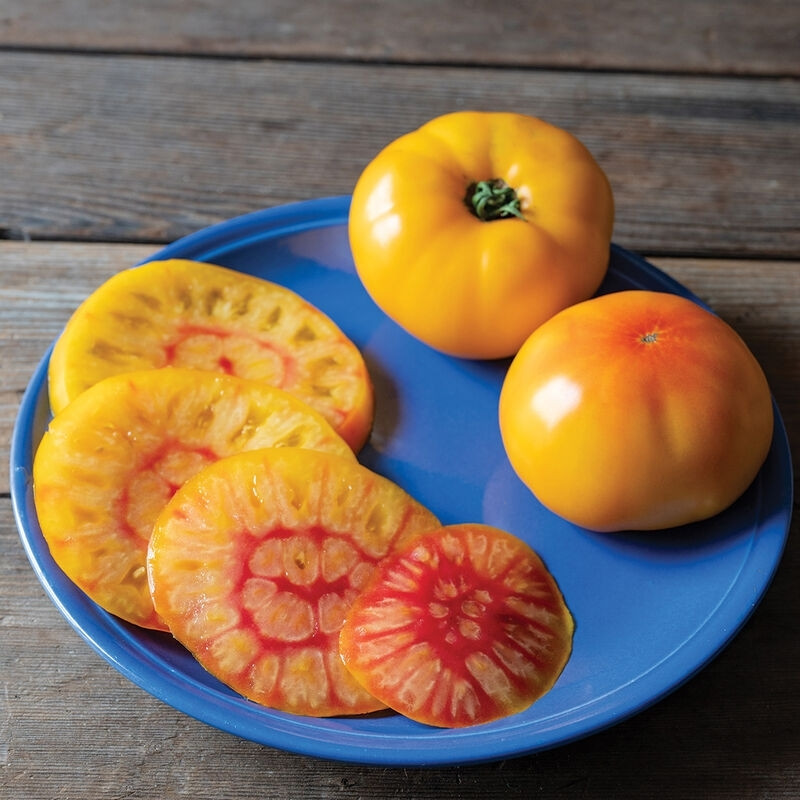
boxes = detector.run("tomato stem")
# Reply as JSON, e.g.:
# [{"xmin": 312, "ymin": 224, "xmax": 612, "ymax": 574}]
[{"xmin": 466, "ymin": 179, "xmax": 525, "ymax": 222}]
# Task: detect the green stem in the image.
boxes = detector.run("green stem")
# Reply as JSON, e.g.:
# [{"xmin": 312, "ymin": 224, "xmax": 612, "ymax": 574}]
[{"xmin": 465, "ymin": 179, "xmax": 525, "ymax": 221}]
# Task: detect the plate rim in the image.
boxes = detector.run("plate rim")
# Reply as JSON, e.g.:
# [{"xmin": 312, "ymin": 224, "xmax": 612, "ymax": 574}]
[{"xmin": 10, "ymin": 196, "xmax": 794, "ymax": 766}]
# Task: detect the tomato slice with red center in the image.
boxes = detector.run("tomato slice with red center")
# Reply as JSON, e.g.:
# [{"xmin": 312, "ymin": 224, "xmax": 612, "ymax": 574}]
[
  {"xmin": 32, "ymin": 368, "xmax": 355, "ymax": 630},
  {"xmin": 47, "ymin": 258, "xmax": 374, "ymax": 451},
  {"xmin": 147, "ymin": 447, "xmax": 441, "ymax": 718},
  {"xmin": 339, "ymin": 524, "xmax": 574, "ymax": 727}
]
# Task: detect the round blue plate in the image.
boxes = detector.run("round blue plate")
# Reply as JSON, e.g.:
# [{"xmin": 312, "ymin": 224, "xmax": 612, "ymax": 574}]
[{"xmin": 10, "ymin": 196, "xmax": 793, "ymax": 766}]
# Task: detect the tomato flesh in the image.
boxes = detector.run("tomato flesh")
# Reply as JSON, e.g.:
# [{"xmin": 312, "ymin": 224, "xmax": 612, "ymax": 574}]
[
  {"xmin": 47, "ymin": 258, "xmax": 374, "ymax": 451},
  {"xmin": 147, "ymin": 447, "xmax": 441, "ymax": 717},
  {"xmin": 339, "ymin": 523, "xmax": 574, "ymax": 727},
  {"xmin": 32, "ymin": 368, "xmax": 355, "ymax": 630}
]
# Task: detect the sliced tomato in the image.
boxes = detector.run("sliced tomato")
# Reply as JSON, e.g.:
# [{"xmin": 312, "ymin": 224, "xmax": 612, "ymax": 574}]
[
  {"xmin": 47, "ymin": 258, "xmax": 374, "ymax": 451},
  {"xmin": 339, "ymin": 523, "xmax": 574, "ymax": 727},
  {"xmin": 147, "ymin": 447, "xmax": 440, "ymax": 717},
  {"xmin": 33, "ymin": 368, "xmax": 356, "ymax": 630}
]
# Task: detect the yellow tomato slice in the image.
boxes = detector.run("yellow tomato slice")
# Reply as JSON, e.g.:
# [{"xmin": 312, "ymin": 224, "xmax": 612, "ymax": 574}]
[
  {"xmin": 33, "ymin": 368, "xmax": 355, "ymax": 630},
  {"xmin": 339, "ymin": 524, "xmax": 574, "ymax": 727},
  {"xmin": 147, "ymin": 447, "xmax": 441, "ymax": 718},
  {"xmin": 48, "ymin": 258, "xmax": 374, "ymax": 451}
]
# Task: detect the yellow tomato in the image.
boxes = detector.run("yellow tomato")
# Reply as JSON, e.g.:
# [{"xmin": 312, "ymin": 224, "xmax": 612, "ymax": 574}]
[
  {"xmin": 498, "ymin": 290, "xmax": 774, "ymax": 532},
  {"xmin": 348, "ymin": 111, "xmax": 614, "ymax": 359}
]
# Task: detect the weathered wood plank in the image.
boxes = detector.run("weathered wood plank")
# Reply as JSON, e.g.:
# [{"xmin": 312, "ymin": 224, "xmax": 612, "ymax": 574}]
[
  {"xmin": 3, "ymin": 3, "xmax": 798, "ymax": 794},
  {"xmin": 0, "ymin": 53, "xmax": 798, "ymax": 257},
  {"xmin": 0, "ymin": 0, "xmax": 797, "ymax": 76}
]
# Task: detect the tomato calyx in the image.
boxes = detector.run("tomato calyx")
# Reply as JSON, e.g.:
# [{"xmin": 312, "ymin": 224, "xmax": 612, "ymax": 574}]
[{"xmin": 465, "ymin": 179, "xmax": 525, "ymax": 222}]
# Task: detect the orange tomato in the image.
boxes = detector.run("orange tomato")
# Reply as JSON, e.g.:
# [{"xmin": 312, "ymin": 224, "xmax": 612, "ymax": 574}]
[
  {"xmin": 348, "ymin": 111, "xmax": 614, "ymax": 359},
  {"xmin": 498, "ymin": 290, "xmax": 774, "ymax": 532}
]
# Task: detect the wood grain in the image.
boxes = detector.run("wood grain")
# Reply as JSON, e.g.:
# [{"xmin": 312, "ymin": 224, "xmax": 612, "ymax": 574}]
[
  {"xmin": 0, "ymin": 0, "xmax": 797, "ymax": 76},
  {"xmin": 1, "ymin": 2, "xmax": 799, "ymax": 793},
  {"xmin": 0, "ymin": 53, "xmax": 798, "ymax": 256}
]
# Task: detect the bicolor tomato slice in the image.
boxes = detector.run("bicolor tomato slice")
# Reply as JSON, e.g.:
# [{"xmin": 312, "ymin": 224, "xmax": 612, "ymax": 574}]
[
  {"xmin": 339, "ymin": 523, "xmax": 574, "ymax": 728},
  {"xmin": 47, "ymin": 258, "xmax": 374, "ymax": 451},
  {"xmin": 32, "ymin": 368, "xmax": 355, "ymax": 630},
  {"xmin": 147, "ymin": 448, "xmax": 441, "ymax": 718}
]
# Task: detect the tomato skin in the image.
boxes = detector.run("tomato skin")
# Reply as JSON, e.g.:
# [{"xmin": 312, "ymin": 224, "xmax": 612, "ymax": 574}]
[
  {"xmin": 498, "ymin": 290, "xmax": 774, "ymax": 532},
  {"xmin": 348, "ymin": 111, "xmax": 614, "ymax": 359}
]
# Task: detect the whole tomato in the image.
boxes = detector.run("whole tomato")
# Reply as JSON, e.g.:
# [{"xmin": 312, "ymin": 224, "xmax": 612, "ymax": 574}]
[
  {"xmin": 348, "ymin": 111, "xmax": 614, "ymax": 359},
  {"xmin": 498, "ymin": 290, "xmax": 774, "ymax": 532}
]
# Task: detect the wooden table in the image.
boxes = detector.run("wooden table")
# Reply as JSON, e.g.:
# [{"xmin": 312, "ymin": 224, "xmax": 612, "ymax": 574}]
[{"xmin": 2, "ymin": 3, "xmax": 798, "ymax": 797}]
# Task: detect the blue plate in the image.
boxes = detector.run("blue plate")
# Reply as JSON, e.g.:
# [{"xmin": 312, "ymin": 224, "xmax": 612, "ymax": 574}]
[{"xmin": 10, "ymin": 196, "xmax": 793, "ymax": 766}]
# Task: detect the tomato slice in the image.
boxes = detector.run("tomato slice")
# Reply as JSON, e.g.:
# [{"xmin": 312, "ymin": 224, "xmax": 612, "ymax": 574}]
[
  {"xmin": 47, "ymin": 258, "xmax": 374, "ymax": 451},
  {"xmin": 32, "ymin": 368, "xmax": 356, "ymax": 630},
  {"xmin": 147, "ymin": 447, "xmax": 440, "ymax": 717},
  {"xmin": 339, "ymin": 524, "xmax": 574, "ymax": 727}
]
